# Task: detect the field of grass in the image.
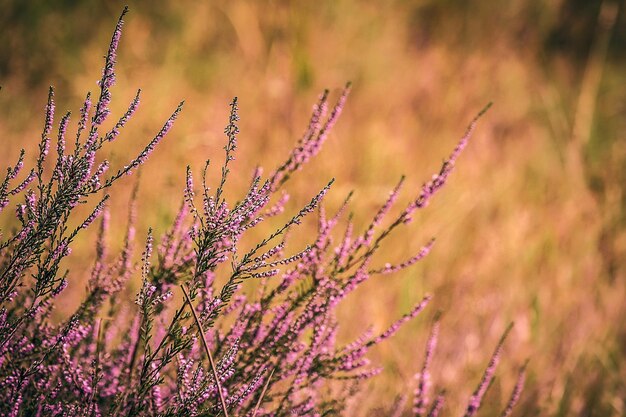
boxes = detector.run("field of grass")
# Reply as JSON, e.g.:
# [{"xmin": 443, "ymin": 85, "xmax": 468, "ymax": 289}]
[{"xmin": 1, "ymin": 1, "xmax": 625, "ymax": 415}]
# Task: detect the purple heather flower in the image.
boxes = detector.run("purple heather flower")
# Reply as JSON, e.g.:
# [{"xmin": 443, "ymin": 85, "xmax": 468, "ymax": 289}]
[
  {"xmin": 92, "ymin": 8, "xmax": 127, "ymax": 127},
  {"xmin": 414, "ymin": 315, "xmax": 440, "ymax": 417},
  {"xmin": 371, "ymin": 295, "xmax": 432, "ymax": 346},
  {"xmin": 373, "ymin": 238, "xmax": 435, "ymax": 275},
  {"xmin": 426, "ymin": 392, "xmax": 445, "ymax": 417},
  {"xmin": 76, "ymin": 92, "xmax": 92, "ymax": 143},
  {"xmin": 500, "ymin": 362, "xmax": 527, "ymax": 417},
  {"xmin": 464, "ymin": 323, "xmax": 514, "ymax": 417},
  {"xmin": 42, "ymin": 87, "xmax": 55, "ymax": 139},
  {"xmin": 9, "ymin": 170, "xmax": 35, "ymax": 196},
  {"xmin": 390, "ymin": 395, "xmax": 408, "ymax": 417},
  {"xmin": 7, "ymin": 150, "xmax": 25, "ymax": 181},
  {"xmin": 106, "ymin": 89, "xmax": 141, "ymax": 142},
  {"xmin": 57, "ymin": 112, "xmax": 70, "ymax": 155},
  {"xmin": 80, "ymin": 196, "xmax": 108, "ymax": 230},
  {"xmin": 125, "ymin": 102, "xmax": 183, "ymax": 175},
  {"xmin": 363, "ymin": 176, "xmax": 405, "ymax": 246}
]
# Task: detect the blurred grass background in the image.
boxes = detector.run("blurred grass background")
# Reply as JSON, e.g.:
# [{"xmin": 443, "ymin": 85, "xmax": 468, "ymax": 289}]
[{"xmin": 1, "ymin": 0, "xmax": 625, "ymax": 415}]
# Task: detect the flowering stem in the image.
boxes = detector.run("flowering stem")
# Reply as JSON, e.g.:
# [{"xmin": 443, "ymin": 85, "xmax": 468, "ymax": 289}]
[
  {"xmin": 180, "ymin": 284, "xmax": 230, "ymax": 417},
  {"xmin": 252, "ymin": 367, "xmax": 275, "ymax": 417}
]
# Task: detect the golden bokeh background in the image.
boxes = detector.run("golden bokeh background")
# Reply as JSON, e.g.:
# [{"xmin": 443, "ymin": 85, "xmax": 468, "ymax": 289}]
[{"xmin": 1, "ymin": 0, "xmax": 625, "ymax": 415}]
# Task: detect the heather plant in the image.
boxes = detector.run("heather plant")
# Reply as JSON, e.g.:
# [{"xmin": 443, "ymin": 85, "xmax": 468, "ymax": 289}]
[{"xmin": 0, "ymin": 8, "xmax": 525, "ymax": 417}]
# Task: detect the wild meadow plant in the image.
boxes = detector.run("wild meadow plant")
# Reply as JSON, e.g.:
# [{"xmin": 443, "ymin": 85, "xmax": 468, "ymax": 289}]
[{"xmin": 0, "ymin": 8, "xmax": 526, "ymax": 417}]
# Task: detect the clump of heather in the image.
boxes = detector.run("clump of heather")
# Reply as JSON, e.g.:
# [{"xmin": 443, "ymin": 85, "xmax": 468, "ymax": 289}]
[{"xmin": 0, "ymin": 8, "xmax": 525, "ymax": 417}]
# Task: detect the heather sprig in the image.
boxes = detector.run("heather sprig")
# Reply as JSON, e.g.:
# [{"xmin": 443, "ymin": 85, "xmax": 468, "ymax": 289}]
[
  {"xmin": 413, "ymin": 313, "xmax": 440, "ymax": 417},
  {"xmin": 391, "ymin": 318, "xmax": 522, "ymax": 417},
  {"xmin": 500, "ymin": 361, "xmax": 528, "ymax": 417}
]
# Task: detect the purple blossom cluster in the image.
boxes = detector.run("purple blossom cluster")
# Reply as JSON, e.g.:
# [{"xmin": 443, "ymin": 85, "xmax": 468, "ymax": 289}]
[{"xmin": 0, "ymin": 8, "xmax": 526, "ymax": 417}]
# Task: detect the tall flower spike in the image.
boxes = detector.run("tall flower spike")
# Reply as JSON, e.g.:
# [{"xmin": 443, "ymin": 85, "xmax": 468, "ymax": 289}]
[
  {"xmin": 369, "ymin": 295, "xmax": 432, "ymax": 346},
  {"xmin": 42, "ymin": 87, "xmax": 55, "ymax": 139},
  {"xmin": 414, "ymin": 313, "xmax": 441, "ymax": 417},
  {"xmin": 101, "ymin": 101, "xmax": 184, "ymax": 188},
  {"xmin": 372, "ymin": 238, "xmax": 435, "ymax": 275},
  {"xmin": 402, "ymin": 103, "xmax": 492, "ymax": 222},
  {"xmin": 126, "ymin": 101, "xmax": 184, "ymax": 172},
  {"xmin": 268, "ymin": 90, "xmax": 328, "ymax": 189},
  {"xmin": 426, "ymin": 391, "xmax": 446, "ymax": 417},
  {"xmin": 75, "ymin": 92, "xmax": 92, "ymax": 152},
  {"xmin": 7, "ymin": 149, "xmax": 25, "ymax": 181},
  {"xmin": 0, "ymin": 150, "xmax": 26, "ymax": 209},
  {"xmin": 93, "ymin": 6, "xmax": 128, "ymax": 127},
  {"xmin": 57, "ymin": 112, "xmax": 70, "ymax": 160},
  {"xmin": 8, "ymin": 170, "xmax": 35, "ymax": 197},
  {"xmin": 104, "ymin": 89, "xmax": 141, "ymax": 143},
  {"xmin": 314, "ymin": 82, "xmax": 350, "ymax": 150},
  {"xmin": 269, "ymin": 84, "xmax": 350, "ymax": 190},
  {"xmin": 121, "ymin": 179, "xmax": 139, "ymax": 273},
  {"xmin": 89, "ymin": 204, "xmax": 110, "ymax": 289},
  {"xmin": 215, "ymin": 97, "xmax": 240, "ymax": 206},
  {"xmin": 464, "ymin": 322, "xmax": 514, "ymax": 417},
  {"xmin": 79, "ymin": 195, "xmax": 109, "ymax": 230},
  {"xmin": 141, "ymin": 228, "xmax": 154, "ymax": 282},
  {"xmin": 37, "ymin": 87, "xmax": 55, "ymax": 179},
  {"xmin": 500, "ymin": 361, "xmax": 528, "ymax": 417},
  {"xmin": 362, "ymin": 175, "xmax": 406, "ymax": 247},
  {"xmin": 390, "ymin": 394, "xmax": 408, "ymax": 417}
]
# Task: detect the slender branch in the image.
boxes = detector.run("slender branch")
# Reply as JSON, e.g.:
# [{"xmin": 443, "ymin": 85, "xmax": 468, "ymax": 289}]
[
  {"xmin": 180, "ymin": 284, "xmax": 229, "ymax": 417},
  {"xmin": 252, "ymin": 367, "xmax": 275, "ymax": 417}
]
